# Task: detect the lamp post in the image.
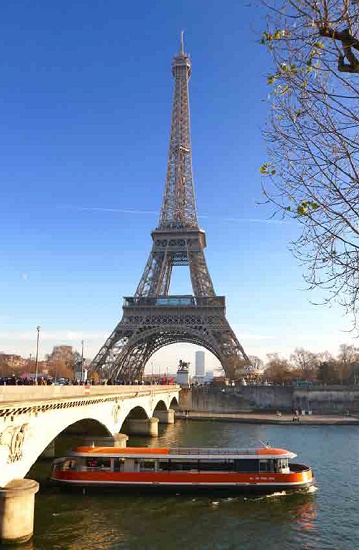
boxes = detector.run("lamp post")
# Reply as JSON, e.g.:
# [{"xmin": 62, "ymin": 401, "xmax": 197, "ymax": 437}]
[
  {"xmin": 35, "ymin": 326, "xmax": 40, "ymax": 385},
  {"xmin": 81, "ymin": 340, "xmax": 84, "ymax": 383}
]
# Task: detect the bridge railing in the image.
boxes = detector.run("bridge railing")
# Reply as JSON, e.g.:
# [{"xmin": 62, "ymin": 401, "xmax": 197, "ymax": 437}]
[{"xmin": 0, "ymin": 385, "xmax": 180, "ymax": 406}]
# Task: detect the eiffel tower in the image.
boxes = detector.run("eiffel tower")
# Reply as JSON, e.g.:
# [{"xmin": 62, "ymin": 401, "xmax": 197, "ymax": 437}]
[{"xmin": 91, "ymin": 34, "xmax": 250, "ymax": 381}]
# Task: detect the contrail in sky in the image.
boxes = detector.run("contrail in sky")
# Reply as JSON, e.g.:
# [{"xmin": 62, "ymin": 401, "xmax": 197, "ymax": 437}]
[
  {"xmin": 59, "ymin": 206, "xmax": 158, "ymax": 215},
  {"xmin": 58, "ymin": 205, "xmax": 286, "ymax": 224}
]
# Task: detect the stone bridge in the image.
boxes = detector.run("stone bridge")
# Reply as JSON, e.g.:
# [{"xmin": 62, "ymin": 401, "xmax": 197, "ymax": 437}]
[{"xmin": 0, "ymin": 385, "xmax": 180, "ymax": 488}]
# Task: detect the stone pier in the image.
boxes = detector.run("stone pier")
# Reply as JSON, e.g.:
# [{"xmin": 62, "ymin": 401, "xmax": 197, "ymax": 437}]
[
  {"xmin": 155, "ymin": 409, "xmax": 175, "ymax": 424},
  {"xmin": 127, "ymin": 417, "xmax": 159, "ymax": 437},
  {"xmin": 0, "ymin": 479, "xmax": 39, "ymax": 545},
  {"xmin": 82, "ymin": 433, "xmax": 129, "ymax": 448},
  {"xmin": 113, "ymin": 433, "xmax": 129, "ymax": 446}
]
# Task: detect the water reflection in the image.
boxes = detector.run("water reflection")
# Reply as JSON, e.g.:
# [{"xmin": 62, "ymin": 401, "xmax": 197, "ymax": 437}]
[
  {"xmin": 4, "ymin": 540, "xmax": 34, "ymax": 550},
  {"xmin": 33, "ymin": 490, "xmax": 319, "ymax": 549},
  {"xmin": 293, "ymin": 494, "xmax": 318, "ymax": 533}
]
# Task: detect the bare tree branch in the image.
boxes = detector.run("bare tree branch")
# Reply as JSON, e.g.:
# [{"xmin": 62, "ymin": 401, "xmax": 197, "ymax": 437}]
[{"xmin": 261, "ymin": 0, "xmax": 359, "ymax": 330}]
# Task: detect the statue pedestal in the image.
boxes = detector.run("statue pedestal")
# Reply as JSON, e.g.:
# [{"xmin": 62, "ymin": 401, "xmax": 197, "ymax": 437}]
[{"xmin": 176, "ymin": 371, "xmax": 190, "ymax": 387}]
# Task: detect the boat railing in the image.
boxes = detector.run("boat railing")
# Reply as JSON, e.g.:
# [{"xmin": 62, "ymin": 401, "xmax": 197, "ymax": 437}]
[
  {"xmin": 169, "ymin": 448, "xmax": 258, "ymax": 456},
  {"xmin": 289, "ymin": 463, "xmax": 311, "ymax": 473}
]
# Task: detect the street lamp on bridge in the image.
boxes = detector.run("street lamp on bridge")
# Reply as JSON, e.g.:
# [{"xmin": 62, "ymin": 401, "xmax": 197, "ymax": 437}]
[
  {"xmin": 81, "ymin": 340, "xmax": 84, "ymax": 383},
  {"xmin": 35, "ymin": 326, "xmax": 40, "ymax": 384}
]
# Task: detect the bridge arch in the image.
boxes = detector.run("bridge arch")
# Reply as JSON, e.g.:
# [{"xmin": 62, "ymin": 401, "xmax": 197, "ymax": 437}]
[
  {"xmin": 60, "ymin": 418, "xmax": 112, "ymax": 438},
  {"xmin": 169, "ymin": 396, "xmax": 179, "ymax": 409},
  {"xmin": 124, "ymin": 406, "xmax": 149, "ymax": 420},
  {"xmin": 153, "ymin": 399, "xmax": 167, "ymax": 411}
]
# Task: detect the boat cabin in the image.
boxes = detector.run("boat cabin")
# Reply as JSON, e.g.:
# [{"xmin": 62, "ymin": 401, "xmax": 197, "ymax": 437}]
[{"xmin": 53, "ymin": 446, "xmax": 294, "ymax": 475}]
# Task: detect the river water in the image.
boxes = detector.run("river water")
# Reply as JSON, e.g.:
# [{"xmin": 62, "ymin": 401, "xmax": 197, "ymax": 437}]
[{"xmin": 28, "ymin": 421, "xmax": 359, "ymax": 549}]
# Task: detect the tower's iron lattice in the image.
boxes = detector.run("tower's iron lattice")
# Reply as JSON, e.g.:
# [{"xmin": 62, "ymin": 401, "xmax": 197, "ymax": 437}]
[{"xmin": 91, "ymin": 34, "xmax": 250, "ymax": 380}]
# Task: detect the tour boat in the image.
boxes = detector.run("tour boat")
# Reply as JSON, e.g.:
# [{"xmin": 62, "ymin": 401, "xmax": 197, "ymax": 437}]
[{"xmin": 51, "ymin": 445, "xmax": 314, "ymax": 493}]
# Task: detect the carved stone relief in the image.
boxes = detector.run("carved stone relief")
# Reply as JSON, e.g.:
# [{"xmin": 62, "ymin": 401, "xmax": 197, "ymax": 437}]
[{"xmin": 0, "ymin": 423, "xmax": 29, "ymax": 463}]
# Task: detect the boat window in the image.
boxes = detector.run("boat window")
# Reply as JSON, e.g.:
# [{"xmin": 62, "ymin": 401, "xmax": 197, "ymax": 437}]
[
  {"xmin": 234, "ymin": 459, "xmax": 259, "ymax": 473},
  {"xmin": 198, "ymin": 460, "xmax": 234, "ymax": 472},
  {"xmin": 276, "ymin": 459, "xmax": 289, "ymax": 472},
  {"xmin": 97, "ymin": 458, "xmax": 111, "ymax": 469},
  {"xmin": 113, "ymin": 458, "xmax": 125, "ymax": 472},
  {"xmin": 259, "ymin": 460, "xmax": 270, "ymax": 472},
  {"xmin": 170, "ymin": 460, "xmax": 198, "ymax": 471},
  {"xmin": 87, "ymin": 458, "xmax": 99, "ymax": 469},
  {"xmin": 53, "ymin": 459, "xmax": 66, "ymax": 471},
  {"xmin": 86, "ymin": 458, "xmax": 111, "ymax": 470},
  {"xmin": 140, "ymin": 460, "xmax": 156, "ymax": 471},
  {"xmin": 62, "ymin": 460, "xmax": 76, "ymax": 471},
  {"xmin": 158, "ymin": 460, "xmax": 171, "ymax": 471},
  {"xmin": 259, "ymin": 460, "xmax": 277, "ymax": 472}
]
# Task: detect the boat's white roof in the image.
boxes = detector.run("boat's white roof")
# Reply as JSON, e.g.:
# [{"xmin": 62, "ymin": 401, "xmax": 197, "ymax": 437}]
[{"xmin": 67, "ymin": 446, "xmax": 297, "ymax": 460}]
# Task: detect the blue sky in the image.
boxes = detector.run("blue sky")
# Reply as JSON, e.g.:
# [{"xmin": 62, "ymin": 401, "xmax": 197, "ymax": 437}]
[{"xmin": 1, "ymin": 0, "xmax": 354, "ymax": 373}]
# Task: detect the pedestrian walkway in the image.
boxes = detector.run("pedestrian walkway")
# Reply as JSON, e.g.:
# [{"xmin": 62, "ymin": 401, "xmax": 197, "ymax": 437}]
[{"xmin": 176, "ymin": 410, "xmax": 359, "ymax": 425}]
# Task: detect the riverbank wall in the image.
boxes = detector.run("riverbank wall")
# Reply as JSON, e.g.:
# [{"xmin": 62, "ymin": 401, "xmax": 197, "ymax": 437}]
[{"xmin": 179, "ymin": 385, "xmax": 359, "ymax": 414}]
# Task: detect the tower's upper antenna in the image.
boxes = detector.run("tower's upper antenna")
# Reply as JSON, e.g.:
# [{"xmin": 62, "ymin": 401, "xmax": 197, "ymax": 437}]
[{"xmin": 180, "ymin": 30, "xmax": 184, "ymax": 54}]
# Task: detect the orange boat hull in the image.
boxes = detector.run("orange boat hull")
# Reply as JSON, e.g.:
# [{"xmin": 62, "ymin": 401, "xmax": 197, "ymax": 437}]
[{"xmin": 51, "ymin": 468, "xmax": 313, "ymax": 492}]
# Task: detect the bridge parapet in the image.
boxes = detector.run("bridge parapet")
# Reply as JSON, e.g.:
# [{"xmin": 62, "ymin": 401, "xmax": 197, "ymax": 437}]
[{"xmin": 0, "ymin": 384, "xmax": 180, "ymax": 404}]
